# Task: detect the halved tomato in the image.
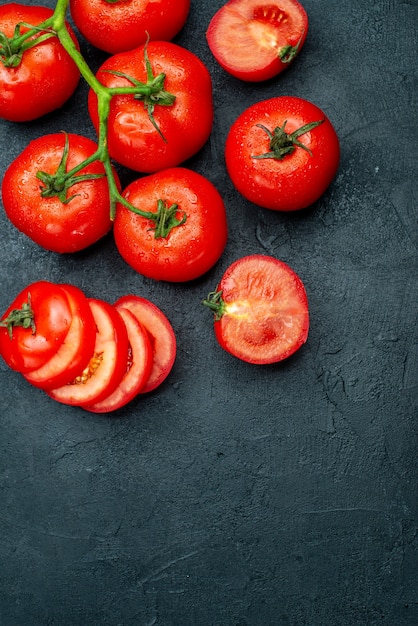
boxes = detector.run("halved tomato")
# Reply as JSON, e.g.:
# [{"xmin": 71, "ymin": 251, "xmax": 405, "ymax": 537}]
[
  {"xmin": 83, "ymin": 306, "xmax": 153, "ymax": 413},
  {"xmin": 48, "ymin": 299, "xmax": 129, "ymax": 406},
  {"xmin": 206, "ymin": 0, "xmax": 308, "ymax": 82},
  {"xmin": 203, "ymin": 254, "xmax": 309, "ymax": 364},
  {"xmin": 23, "ymin": 285, "xmax": 96, "ymax": 390},
  {"xmin": 114, "ymin": 295, "xmax": 176, "ymax": 393}
]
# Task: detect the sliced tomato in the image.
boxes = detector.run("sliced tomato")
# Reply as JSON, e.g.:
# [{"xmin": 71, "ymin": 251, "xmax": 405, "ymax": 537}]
[
  {"xmin": 0, "ymin": 281, "xmax": 73, "ymax": 373},
  {"xmin": 48, "ymin": 299, "xmax": 129, "ymax": 406},
  {"xmin": 206, "ymin": 0, "xmax": 308, "ymax": 82},
  {"xmin": 23, "ymin": 285, "xmax": 96, "ymax": 390},
  {"xmin": 114, "ymin": 295, "xmax": 176, "ymax": 393},
  {"xmin": 83, "ymin": 306, "xmax": 153, "ymax": 413},
  {"xmin": 203, "ymin": 254, "xmax": 309, "ymax": 364}
]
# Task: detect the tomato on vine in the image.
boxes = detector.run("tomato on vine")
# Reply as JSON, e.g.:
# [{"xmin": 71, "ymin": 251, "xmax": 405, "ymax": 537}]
[
  {"xmin": 88, "ymin": 41, "xmax": 214, "ymax": 173},
  {"xmin": 70, "ymin": 0, "xmax": 190, "ymax": 54},
  {"xmin": 113, "ymin": 168, "xmax": 228, "ymax": 282},
  {"xmin": 0, "ymin": 3, "xmax": 80, "ymax": 122},
  {"xmin": 2, "ymin": 132, "xmax": 119, "ymax": 253}
]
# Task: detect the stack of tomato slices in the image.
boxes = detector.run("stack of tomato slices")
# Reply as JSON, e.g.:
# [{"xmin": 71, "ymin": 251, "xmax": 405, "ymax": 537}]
[{"xmin": 0, "ymin": 281, "xmax": 176, "ymax": 413}]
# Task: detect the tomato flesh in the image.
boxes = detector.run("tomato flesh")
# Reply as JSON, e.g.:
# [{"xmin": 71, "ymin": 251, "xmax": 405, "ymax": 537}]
[
  {"xmin": 83, "ymin": 306, "xmax": 153, "ymax": 413},
  {"xmin": 48, "ymin": 299, "xmax": 129, "ymax": 406},
  {"xmin": 114, "ymin": 295, "xmax": 176, "ymax": 393},
  {"xmin": 210, "ymin": 255, "xmax": 309, "ymax": 364},
  {"xmin": 0, "ymin": 281, "xmax": 73, "ymax": 373},
  {"xmin": 24, "ymin": 285, "xmax": 96, "ymax": 390},
  {"xmin": 206, "ymin": 0, "xmax": 308, "ymax": 82}
]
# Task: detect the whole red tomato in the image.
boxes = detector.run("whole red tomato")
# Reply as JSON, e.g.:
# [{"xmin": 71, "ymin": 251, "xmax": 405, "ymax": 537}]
[
  {"xmin": 113, "ymin": 168, "xmax": 228, "ymax": 282},
  {"xmin": 2, "ymin": 133, "xmax": 118, "ymax": 253},
  {"xmin": 88, "ymin": 41, "xmax": 213, "ymax": 173},
  {"xmin": 70, "ymin": 0, "xmax": 190, "ymax": 54},
  {"xmin": 0, "ymin": 281, "xmax": 73, "ymax": 373},
  {"xmin": 0, "ymin": 3, "xmax": 80, "ymax": 122},
  {"xmin": 207, "ymin": 0, "xmax": 308, "ymax": 82},
  {"xmin": 225, "ymin": 96, "xmax": 340, "ymax": 211}
]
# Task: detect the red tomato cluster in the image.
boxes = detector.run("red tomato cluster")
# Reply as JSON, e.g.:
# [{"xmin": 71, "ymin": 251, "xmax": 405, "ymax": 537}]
[
  {"xmin": 0, "ymin": 281, "xmax": 176, "ymax": 413},
  {"xmin": 0, "ymin": 0, "xmax": 343, "ymax": 394}
]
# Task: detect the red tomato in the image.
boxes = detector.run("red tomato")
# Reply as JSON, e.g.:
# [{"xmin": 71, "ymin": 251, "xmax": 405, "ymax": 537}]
[
  {"xmin": 114, "ymin": 295, "xmax": 176, "ymax": 393},
  {"xmin": 0, "ymin": 281, "xmax": 73, "ymax": 373},
  {"xmin": 70, "ymin": 0, "xmax": 190, "ymax": 54},
  {"xmin": 203, "ymin": 254, "xmax": 309, "ymax": 364},
  {"xmin": 225, "ymin": 96, "xmax": 340, "ymax": 211},
  {"xmin": 113, "ymin": 168, "xmax": 228, "ymax": 282},
  {"xmin": 0, "ymin": 4, "xmax": 80, "ymax": 122},
  {"xmin": 2, "ymin": 133, "xmax": 117, "ymax": 253},
  {"xmin": 88, "ymin": 41, "xmax": 213, "ymax": 173},
  {"xmin": 83, "ymin": 306, "xmax": 153, "ymax": 413},
  {"xmin": 206, "ymin": 0, "xmax": 308, "ymax": 82},
  {"xmin": 24, "ymin": 285, "xmax": 97, "ymax": 391},
  {"xmin": 48, "ymin": 299, "xmax": 129, "ymax": 407}
]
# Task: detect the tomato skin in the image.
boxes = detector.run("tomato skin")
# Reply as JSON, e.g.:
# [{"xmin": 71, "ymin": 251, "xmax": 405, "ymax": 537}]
[
  {"xmin": 0, "ymin": 4, "xmax": 80, "ymax": 122},
  {"xmin": 88, "ymin": 42, "xmax": 213, "ymax": 173},
  {"xmin": 70, "ymin": 0, "xmax": 190, "ymax": 55},
  {"xmin": 48, "ymin": 299, "xmax": 130, "ymax": 407},
  {"xmin": 207, "ymin": 255, "xmax": 309, "ymax": 365},
  {"xmin": 24, "ymin": 284, "xmax": 97, "ymax": 390},
  {"xmin": 2, "ymin": 133, "xmax": 117, "ymax": 253},
  {"xmin": 114, "ymin": 168, "xmax": 228, "ymax": 282},
  {"xmin": 114, "ymin": 295, "xmax": 176, "ymax": 393},
  {"xmin": 225, "ymin": 96, "xmax": 340, "ymax": 211},
  {"xmin": 0, "ymin": 281, "xmax": 73, "ymax": 373},
  {"xmin": 206, "ymin": 0, "xmax": 308, "ymax": 82},
  {"xmin": 83, "ymin": 306, "xmax": 153, "ymax": 413}
]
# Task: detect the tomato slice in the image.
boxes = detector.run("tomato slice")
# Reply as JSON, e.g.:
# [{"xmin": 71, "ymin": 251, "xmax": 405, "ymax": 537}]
[
  {"xmin": 0, "ymin": 281, "xmax": 73, "ymax": 373},
  {"xmin": 114, "ymin": 295, "xmax": 176, "ymax": 393},
  {"xmin": 48, "ymin": 299, "xmax": 129, "ymax": 406},
  {"xmin": 23, "ymin": 285, "xmax": 96, "ymax": 390},
  {"xmin": 206, "ymin": 0, "xmax": 308, "ymax": 82},
  {"xmin": 203, "ymin": 255, "xmax": 309, "ymax": 364},
  {"xmin": 83, "ymin": 306, "xmax": 153, "ymax": 413}
]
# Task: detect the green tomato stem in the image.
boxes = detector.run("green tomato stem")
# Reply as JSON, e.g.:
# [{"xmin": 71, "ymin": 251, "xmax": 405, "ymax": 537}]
[{"xmin": 9, "ymin": 0, "xmax": 183, "ymax": 237}]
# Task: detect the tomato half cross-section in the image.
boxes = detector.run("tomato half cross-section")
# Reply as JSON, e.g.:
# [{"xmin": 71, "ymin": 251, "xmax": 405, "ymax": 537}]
[
  {"xmin": 203, "ymin": 255, "xmax": 309, "ymax": 365},
  {"xmin": 206, "ymin": 0, "xmax": 308, "ymax": 82},
  {"xmin": 113, "ymin": 168, "xmax": 228, "ymax": 282},
  {"xmin": 225, "ymin": 96, "xmax": 340, "ymax": 211},
  {"xmin": 2, "ymin": 133, "xmax": 117, "ymax": 253},
  {"xmin": 0, "ymin": 4, "xmax": 80, "ymax": 122},
  {"xmin": 48, "ymin": 299, "xmax": 130, "ymax": 407},
  {"xmin": 88, "ymin": 41, "xmax": 213, "ymax": 173},
  {"xmin": 70, "ymin": 0, "xmax": 190, "ymax": 54}
]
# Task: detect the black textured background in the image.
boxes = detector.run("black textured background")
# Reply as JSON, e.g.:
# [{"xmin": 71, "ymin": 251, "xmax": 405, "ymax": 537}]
[{"xmin": 0, "ymin": 1, "xmax": 417, "ymax": 624}]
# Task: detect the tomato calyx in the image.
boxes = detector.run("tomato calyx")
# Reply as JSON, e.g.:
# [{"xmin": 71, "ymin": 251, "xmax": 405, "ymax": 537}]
[
  {"xmin": 0, "ymin": 21, "xmax": 56, "ymax": 68},
  {"xmin": 0, "ymin": 295, "xmax": 35, "ymax": 339},
  {"xmin": 105, "ymin": 43, "xmax": 176, "ymax": 142},
  {"xmin": 35, "ymin": 132, "xmax": 105, "ymax": 204},
  {"xmin": 279, "ymin": 31, "xmax": 305, "ymax": 64},
  {"xmin": 253, "ymin": 118, "xmax": 324, "ymax": 160},
  {"xmin": 150, "ymin": 199, "xmax": 186, "ymax": 239},
  {"xmin": 202, "ymin": 290, "xmax": 226, "ymax": 321}
]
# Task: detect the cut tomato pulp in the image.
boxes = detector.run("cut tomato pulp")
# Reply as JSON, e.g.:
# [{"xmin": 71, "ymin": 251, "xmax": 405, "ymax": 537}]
[
  {"xmin": 206, "ymin": 0, "xmax": 308, "ymax": 82},
  {"xmin": 204, "ymin": 255, "xmax": 309, "ymax": 364}
]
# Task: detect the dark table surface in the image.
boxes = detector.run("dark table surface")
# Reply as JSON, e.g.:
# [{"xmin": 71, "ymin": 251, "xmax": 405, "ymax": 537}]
[{"xmin": 0, "ymin": 1, "xmax": 417, "ymax": 624}]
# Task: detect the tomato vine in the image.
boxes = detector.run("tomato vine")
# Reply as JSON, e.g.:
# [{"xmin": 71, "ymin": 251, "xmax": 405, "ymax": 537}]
[{"xmin": 1, "ymin": 0, "xmax": 185, "ymax": 234}]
